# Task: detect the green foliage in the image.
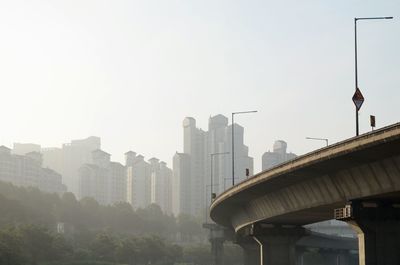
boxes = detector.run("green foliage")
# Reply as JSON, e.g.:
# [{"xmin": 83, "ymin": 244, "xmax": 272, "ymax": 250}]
[
  {"xmin": 0, "ymin": 181, "xmax": 212, "ymax": 265},
  {"xmin": 90, "ymin": 233, "xmax": 117, "ymax": 262},
  {"xmin": 0, "ymin": 227, "xmax": 25, "ymax": 265},
  {"xmin": 0, "ymin": 180, "xmax": 203, "ymax": 240}
]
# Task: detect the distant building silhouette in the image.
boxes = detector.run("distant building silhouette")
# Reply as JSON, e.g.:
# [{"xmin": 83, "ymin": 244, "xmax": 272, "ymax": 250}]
[
  {"xmin": 150, "ymin": 159, "xmax": 173, "ymax": 214},
  {"xmin": 126, "ymin": 152, "xmax": 151, "ymax": 209},
  {"xmin": 262, "ymin": 140, "xmax": 296, "ymax": 171},
  {"xmin": 0, "ymin": 145, "xmax": 66, "ymax": 193},
  {"xmin": 79, "ymin": 149, "xmax": 126, "ymax": 205},
  {"xmin": 126, "ymin": 152, "xmax": 173, "ymax": 213},
  {"xmin": 173, "ymin": 115, "xmax": 253, "ymax": 218},
  {"xmin": 42, "ymin": 136, "xmax": 101, "ymax": 195},
  {"xmin": 12, "ymin": 143, "xmax": 41, "ymax": 155},
  {"xmin": 172, "ymin": 152, "xmax": 191, "ymax": 216}
]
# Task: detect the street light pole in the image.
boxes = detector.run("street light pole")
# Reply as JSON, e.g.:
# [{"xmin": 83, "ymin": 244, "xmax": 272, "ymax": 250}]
[
  {"xmin": 231, "ymin": 110, "xmax": 257, "ymax": 186},
  {"xmin": 306, "ymin": 137, "xmax": 329, "ymax": 147},
  {"xmin": 354, "ymin": 16, "xmax": 393, "ymax": 136}
]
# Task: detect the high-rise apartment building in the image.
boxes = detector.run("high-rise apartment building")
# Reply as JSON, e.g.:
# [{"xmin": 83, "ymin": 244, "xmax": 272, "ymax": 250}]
[
  {"xmin": 262, "ymin": 140, "xmax": 297, "ymax": 171},
  {"xmin": 126, "ymin": 152, "xmax": 151, "ymax": 209},
  {"xmin": 0, "ymin": 146, "xmax": 66, "ymax": 194},
  {"xmin": 42, "ymin": 136, "xmax": 101, "ymax": 195},
  {"xmin": 173, "ymin": 115, "xmax": 253, "ymax": 218},
  {"xmin": 126, "ymin": 152, "xmax": 172, "ymax": 213},
  {"xmin": 172, "ymin": 152, "xmax": 191, "ymax": 216},
  {"xmin": 78, "ymin": 149, "xmax": 126, "ymax": 205},
  {"xmin": 150, "ymin": 159, "xmax": 173, "ymax": 214}
]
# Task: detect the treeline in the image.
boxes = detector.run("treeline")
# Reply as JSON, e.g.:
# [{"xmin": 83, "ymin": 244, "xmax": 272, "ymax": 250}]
[
  {"xmin": 0, "ymin": 224, "xmax": 243, "ymax": 265},
  {"xmin": 0, "ymin": 181, "xmax": 244, "ymax": 265},
  {"xmin": 0, "ymin": 181, "xmax": 202, "ymax": 240},
  {"xmin": 0, "ymin": 225, "xmax": 181, "ymax": 265}
]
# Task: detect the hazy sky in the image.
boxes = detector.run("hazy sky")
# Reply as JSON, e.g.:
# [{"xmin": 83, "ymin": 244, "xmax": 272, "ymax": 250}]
[{"xmin": 1, "ymin": 0, "xmax": 399, "ymax": 173}]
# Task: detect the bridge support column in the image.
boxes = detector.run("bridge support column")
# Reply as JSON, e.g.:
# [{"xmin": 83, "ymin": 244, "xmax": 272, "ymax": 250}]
[
  {"xmin": 203, "ymin": 223, "xmax": 226, "ymax": 265},
  {"xmin": 247, "ymin": 224, "xmax": 307, "ymax": 265},
  {"xmin": 337, "ymin": 201, "xmax": 400, "ymax": 265},
  {"xmin": 210, "ymin": 237, "xmax": 224, "ymax": 265},
  {"xmin": 320, "ymin": 249, "xmax": 350, "ymax": 265},
  {"xmin": 236, "ymin": 235, "xmax": 261, "ymax": 265},
  {"xmin": 295, "ymin": 247, "xmax": 306, "ymax": 265}
]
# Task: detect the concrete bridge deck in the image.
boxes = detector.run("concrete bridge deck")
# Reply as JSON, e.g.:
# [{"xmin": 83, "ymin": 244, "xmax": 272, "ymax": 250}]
[
  {"xmin": 210, "ymin": 123, "xmax": 400, "ymax": 231},
  {"xmin": 210, "ymin": 123, "xmax": 400, "ymax": 265}
]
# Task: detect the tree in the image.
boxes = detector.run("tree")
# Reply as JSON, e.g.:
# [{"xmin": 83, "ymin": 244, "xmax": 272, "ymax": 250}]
[
  {"xmin": 90, "ymin": 232, "xmax": 117, "ymax": 262},
  {"xmin": 0, "ymin": 228, "xmax": 26, "ymax": 265},
  {"xmin": 115, "ymin": 237, "xmax": 138, "ymax": 265},
  {"xmin": 58, "ymin": 192, "xmax": 81, "ymax": 227},
  {"xmin": 17, "ymin": 225, "xmax": 54, "ymax": 264},
  {"xmin": 136, "ymin": 236, "xmax": 168, "ymax": 265},
  {"xmin": 50, "ymin": 234, "xmax": 73, "ymax": 261}
]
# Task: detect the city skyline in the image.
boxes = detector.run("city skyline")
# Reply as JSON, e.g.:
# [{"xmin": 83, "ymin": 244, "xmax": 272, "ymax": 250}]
[
  {"xmin": 1, "ymin": 1, "xmax": 399, "ymax": 174},
  {"xmin": 3, "ymin": 114, "xmax": 254, "ymax": 218}
]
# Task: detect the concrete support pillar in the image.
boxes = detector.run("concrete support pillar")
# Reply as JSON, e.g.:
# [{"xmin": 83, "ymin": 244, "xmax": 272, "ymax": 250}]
[
  {"xmin": 237, "ymin": 223, "xmax": 307, "ymax": 265},
  {"xmin": 337, "ymin": 201, "xmax": 400, "ymax": 265},
  {"xmin": 203, "ymin": 223, "xmax": 227, "ymax": 265},
  {"xmin": 210, "ymin": 237, "xmax": 224, "ymax": 265},
  {"xmin": 338, "ymin": 250, "xmax": 351, "ymax": 265},
  {"xmin": 236, "ymin": 236, "xmax": 261, "ymax": 265},
  {"xmin": 295, "ymin": 247, "xmax": 307, "ymax": 265},
  {"xmin": 320, "ymin": 250, "xmax": 350, "ymax": 265}
]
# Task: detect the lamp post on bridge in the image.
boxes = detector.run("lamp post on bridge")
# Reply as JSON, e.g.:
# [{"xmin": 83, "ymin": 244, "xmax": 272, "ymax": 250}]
[
  {"xmin": 231, "ymin": 110, "xmax": 257, "ymax": 186},
  {"xmin": 306, "ymin": 137, "xmax": 329, "ymax": 147},
  {"xmin": 354, "ymin": 16, "xmax": 393, "ymax": 136}
]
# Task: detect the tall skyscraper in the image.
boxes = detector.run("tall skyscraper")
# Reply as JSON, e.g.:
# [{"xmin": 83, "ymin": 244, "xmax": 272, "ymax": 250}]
[
  {"xmin": 262, "ymin": 140, "xmax": 297, "ymax": 171},
  {"xmin": 173, "ymin": 115, "xmax": 253, "ymax": 218}
]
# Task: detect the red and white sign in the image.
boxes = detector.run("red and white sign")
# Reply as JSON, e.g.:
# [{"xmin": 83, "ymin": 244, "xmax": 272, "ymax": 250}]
[{"xmin": 352, "ymin": 88, "xmax": 364, "ymax": 111}]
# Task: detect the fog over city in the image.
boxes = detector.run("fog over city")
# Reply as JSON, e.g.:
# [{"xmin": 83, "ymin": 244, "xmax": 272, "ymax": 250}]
[
  {"xmin": 1, "ymin": 1, "xmax": 400, "ymax": 265},
  {"xmin": 1, "ymin": 1, "xmax": 399, "ymax": 174}
]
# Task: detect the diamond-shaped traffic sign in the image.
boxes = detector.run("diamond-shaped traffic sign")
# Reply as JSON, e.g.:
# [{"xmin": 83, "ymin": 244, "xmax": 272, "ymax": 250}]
[{"xmin": 352, "ymin": 88, "xmax": 364, "ymax": 111}]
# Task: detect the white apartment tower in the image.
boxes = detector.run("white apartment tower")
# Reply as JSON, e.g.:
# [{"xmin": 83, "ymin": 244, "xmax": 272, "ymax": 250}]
[
  {"xmin": 79, "ymin": 149, "xmax": 126, "ymax": 205},
  {"xmin": 150, "ymin": 159, "xmax": 173, "ymax": 214},
  {"xmin": 126, "ymin": 152, "xmax": 172, "ymax": 213},
  {"xmin": 173, "ymin": 115, "xmax": 253, "ymax": 218},
  {"xmin": 126, "ymin": 152, "xmax": 152, "ymax": 209},
  {"xmin": 172, "ymin": 152, "xmax": 191, "ymax": 216}
]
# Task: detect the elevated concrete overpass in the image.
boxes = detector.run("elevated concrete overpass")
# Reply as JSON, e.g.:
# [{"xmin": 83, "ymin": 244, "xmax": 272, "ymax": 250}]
[{"xmin": 210, "ymin": 123, "xmax": 400, "ymax": 265}]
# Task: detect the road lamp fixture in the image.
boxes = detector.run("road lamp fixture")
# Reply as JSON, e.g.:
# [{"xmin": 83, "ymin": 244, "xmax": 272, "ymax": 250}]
[
  {"xmin": 354, "ymin": 16, "xmax": 393, "ymax": 136},
  {"xmin": 210, "ymin": 152, "xmax": 229, "ymax": 200},
  {"xmin": 231, "ymin": 110, "xmax": 257, "ymax": 186},
  {"xmin": 306, "ymin": 137, "xmax": 329, "ymax": 147}
]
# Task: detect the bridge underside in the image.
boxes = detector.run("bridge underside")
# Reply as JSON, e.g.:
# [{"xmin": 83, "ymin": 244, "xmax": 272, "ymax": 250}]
[{"xmin": 210, "ymin": 124, "xmax": 400, "ymax": 265}]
